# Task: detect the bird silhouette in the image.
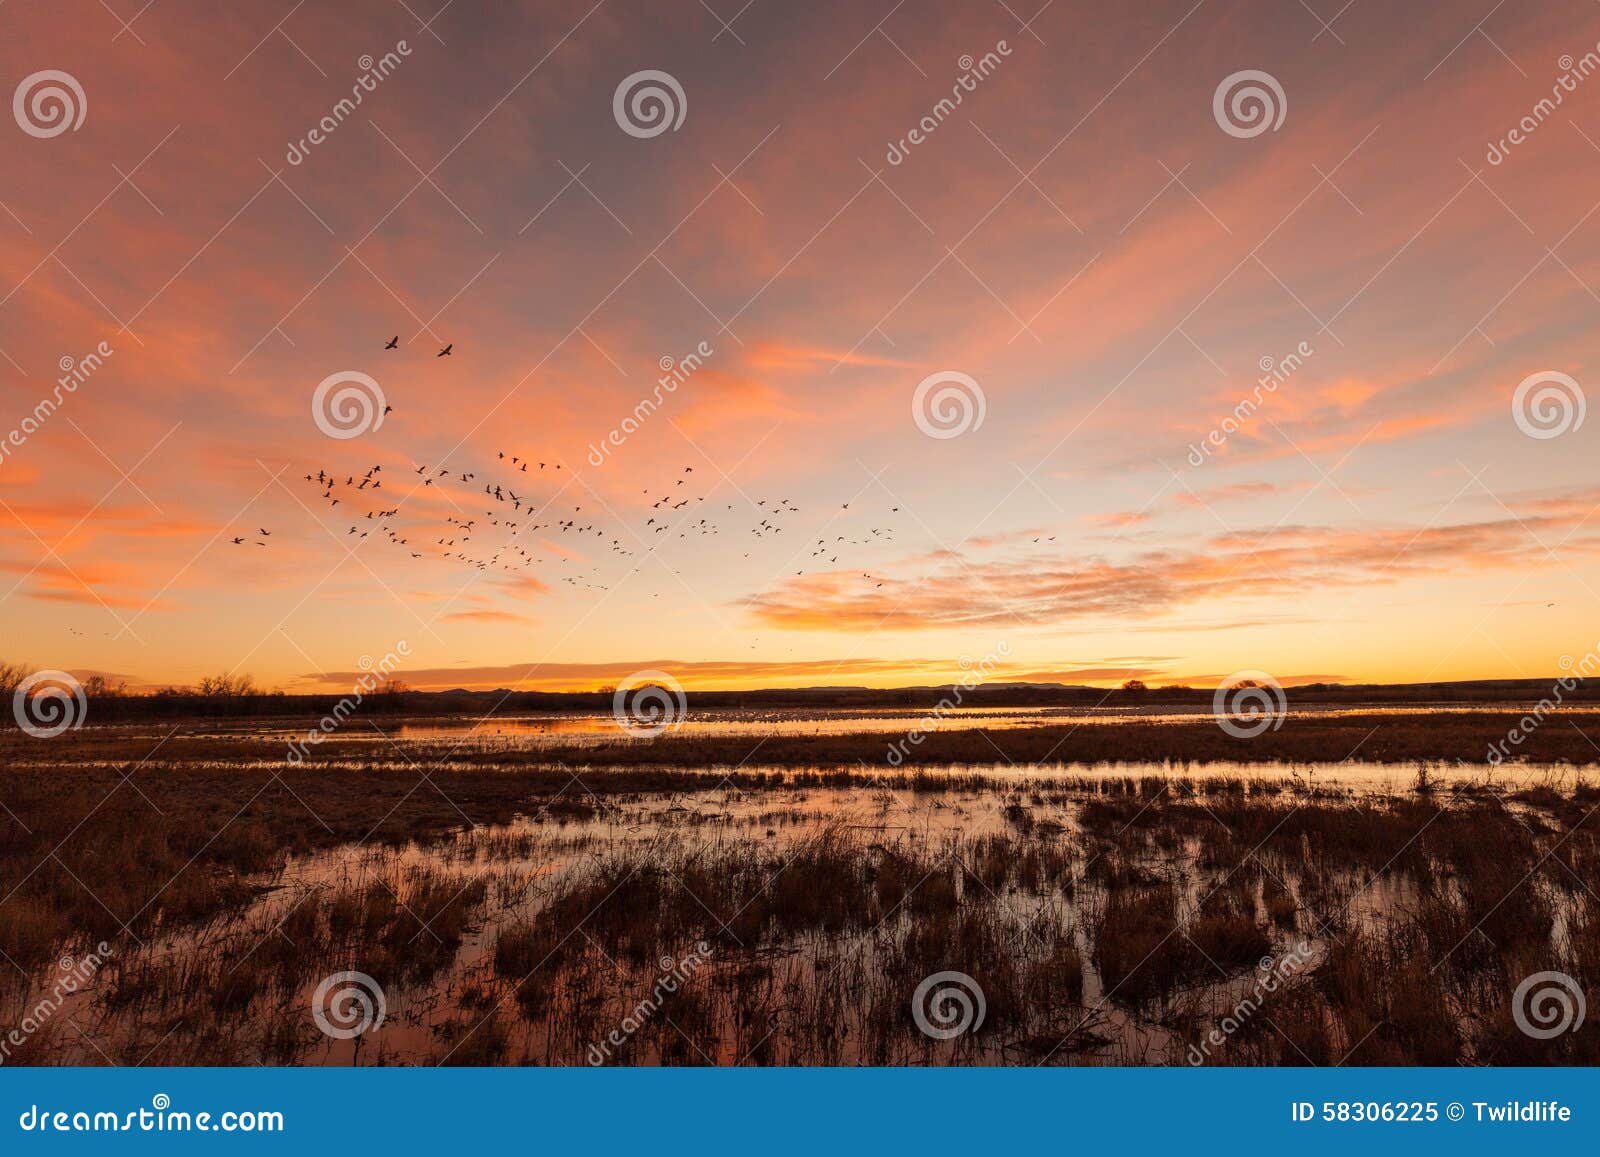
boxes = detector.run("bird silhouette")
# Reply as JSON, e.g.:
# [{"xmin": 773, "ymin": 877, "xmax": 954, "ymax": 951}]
[
  {"xmin": 384, "ymin": 336, "xmax": 399, "ymax": 349},
  {"xmin": 287, "ymin": 448, "xmax": 905, "ymax": 596},
  {"xmin": 437, "ymin": 343, "xmax": 453, "ymax": 357}
]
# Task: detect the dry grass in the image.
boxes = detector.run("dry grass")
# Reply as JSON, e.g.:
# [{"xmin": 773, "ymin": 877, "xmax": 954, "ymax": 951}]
[{"xmin": 2, "ymin": 723, "xmax": 1597, "ymax": 1065}]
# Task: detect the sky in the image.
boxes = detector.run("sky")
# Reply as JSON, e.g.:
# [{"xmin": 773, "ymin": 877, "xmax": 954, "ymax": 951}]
[{"xmin": 3, "ymin": 0, "xmax": 1600, "ymax": 694}]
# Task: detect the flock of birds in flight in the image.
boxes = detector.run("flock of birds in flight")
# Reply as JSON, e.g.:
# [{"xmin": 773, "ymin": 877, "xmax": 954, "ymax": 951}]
[{"xmin": 230, "ymin": 339, "xmax": 905, "ymax": 601}]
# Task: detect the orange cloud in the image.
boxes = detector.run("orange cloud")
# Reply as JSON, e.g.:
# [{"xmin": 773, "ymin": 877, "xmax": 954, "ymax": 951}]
[{"xmin": 745, "ymin": 497, "xmax": 1600, "ymax": 631}]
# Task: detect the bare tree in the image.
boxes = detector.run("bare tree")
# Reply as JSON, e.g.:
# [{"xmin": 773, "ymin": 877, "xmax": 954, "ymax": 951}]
[
  {"xmin": 0, "ymin": 661, "xmax": 33, "ymax": 698},
  {"xmin": 196, "ymin": 672, "xmax": 257, "ymax": 697},
  {"xmin": 81, "ymin": 674, "xmax": 127, "ymax": 697}
]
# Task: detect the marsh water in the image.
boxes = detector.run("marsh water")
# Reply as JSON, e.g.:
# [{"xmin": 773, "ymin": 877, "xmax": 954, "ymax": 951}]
[
  {"xmin": 58, "ymin": 701, "xmax": 1600, "ymax": 751},
  {"xmin": 6, "ymin": 737, "xmax": 1594, "ymax": 1066}
]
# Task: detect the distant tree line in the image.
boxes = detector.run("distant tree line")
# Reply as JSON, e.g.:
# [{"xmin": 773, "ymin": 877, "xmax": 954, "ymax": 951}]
[{"xmin": 3, "ymin": 656, "xmax": 1598, "ymax": 726}]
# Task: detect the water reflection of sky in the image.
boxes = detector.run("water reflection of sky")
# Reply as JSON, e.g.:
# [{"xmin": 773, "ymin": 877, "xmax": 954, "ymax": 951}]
[{"xmin": 133, "ymin": 703, "xmax": 1600, "ymax": 750}]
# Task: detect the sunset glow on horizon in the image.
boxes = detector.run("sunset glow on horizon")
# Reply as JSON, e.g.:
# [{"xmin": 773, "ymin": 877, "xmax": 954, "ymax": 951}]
[{"xmin": 5, "ymin": 0, "xmax": 1600, "ymax": 694}]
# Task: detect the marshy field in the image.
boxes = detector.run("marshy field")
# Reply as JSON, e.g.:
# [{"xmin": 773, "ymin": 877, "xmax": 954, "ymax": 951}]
[{"xmin": 2, "ymin": 704, "xmax": 1598, "ymax": 1066}]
